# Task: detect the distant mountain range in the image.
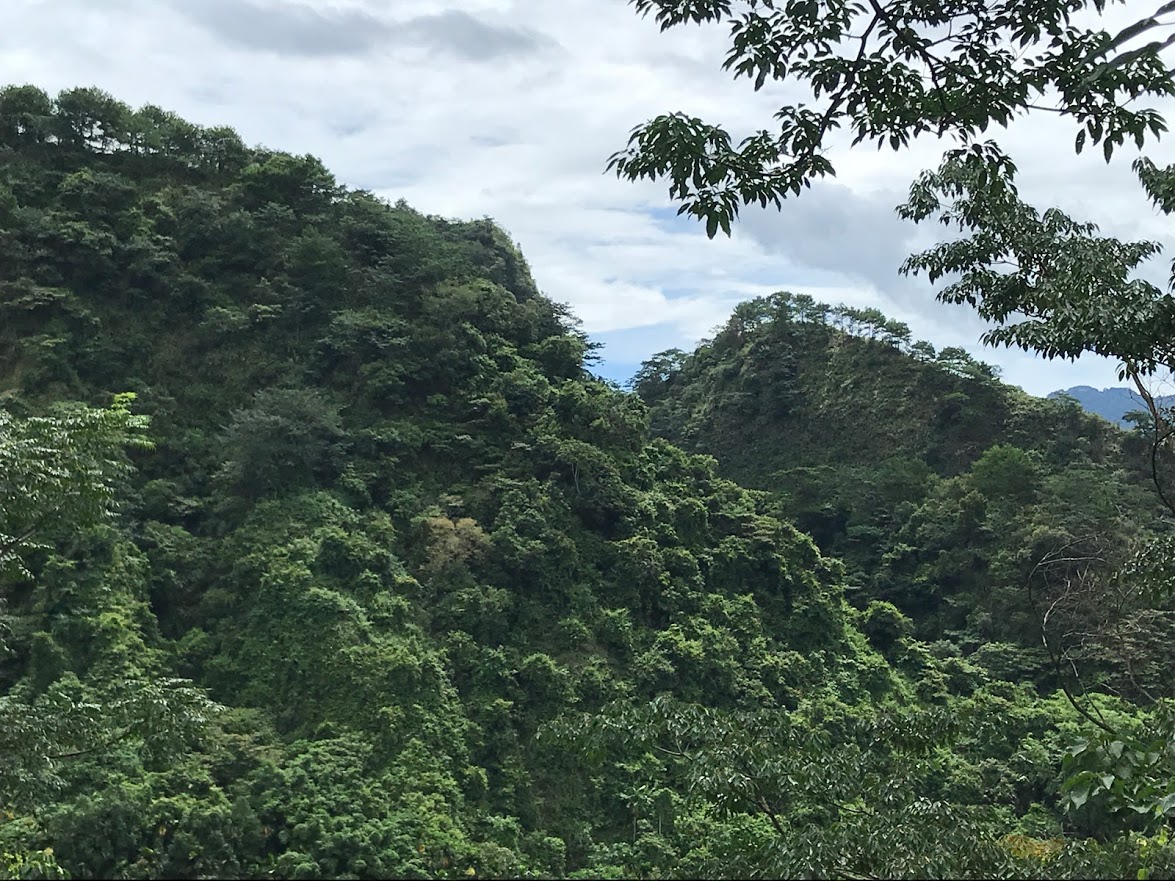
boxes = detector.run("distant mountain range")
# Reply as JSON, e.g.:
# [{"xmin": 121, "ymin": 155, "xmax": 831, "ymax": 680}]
[{"xmin": 1047, "ymin": 385, "xmax": 1174, "ymax": 427}]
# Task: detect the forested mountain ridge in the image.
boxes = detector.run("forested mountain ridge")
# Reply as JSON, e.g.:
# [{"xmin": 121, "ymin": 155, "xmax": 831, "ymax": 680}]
[
  {"xmin": 1, "ymin": 85, "xmax": 1174, "ymax": 879},
  {"xmin": 634, "ymin": 294, "xmax": 1124, "ymax": 479},
  {"xmin": 0, "ymin": 84, "xmax": 895, "ymax": 878},
  {"xmin": 632, "ymin": 292, "xmax": 1174, "ymax": 686}
]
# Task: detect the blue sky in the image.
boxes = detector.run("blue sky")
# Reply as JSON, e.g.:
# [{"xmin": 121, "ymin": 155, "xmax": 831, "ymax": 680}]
[{"xmin": 4, "ymin": 0, "xmax": 1174, "ymax": 395}]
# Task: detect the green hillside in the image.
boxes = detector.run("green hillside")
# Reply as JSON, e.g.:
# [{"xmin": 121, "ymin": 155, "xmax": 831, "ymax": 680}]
[
  {"xmin": 2, "ymin": 87, "xmax": 1174, "ymax": 879},
  {"xmin": 633, "ymin": 292, "xmax": 1174, "ymax": 683}
]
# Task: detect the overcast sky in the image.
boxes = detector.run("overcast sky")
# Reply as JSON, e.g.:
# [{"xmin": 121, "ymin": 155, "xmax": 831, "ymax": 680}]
[{"xmin": 4, "ymin": 0, "xmax": 1174, "ymax": 395}]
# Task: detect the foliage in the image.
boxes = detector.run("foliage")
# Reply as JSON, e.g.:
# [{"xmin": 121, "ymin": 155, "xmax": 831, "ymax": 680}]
[
  {"xmin": 611, "ymin": 0, "xmax": 1175, "ymax": 845},
  {"xmin": 2, "ymin": 84, "xmax": 1173, "ymax": 878},
  {"xmin": 611, "ymin": 0, "xmax": 1175, "ymax": 586},
  {"xmin": 897, "ymin": 142, "xmax": 1174, "ymax": 376},
  {"xmin": 0, "ymin": 394, "xmax": 150, "ymax": 578},
  {"xmin": 609, "ymin": 0, "xmax": 1175, "ymax": 235}
]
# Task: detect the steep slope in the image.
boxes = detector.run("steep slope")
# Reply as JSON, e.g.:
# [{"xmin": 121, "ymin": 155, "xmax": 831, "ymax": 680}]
[
  {"xmin": 0, "ymin": 85, "xmax": 884, "ymax": 878},
  {"xmin": 3, "ymin": 87, "xmax": 1173, "ymax": 879},
  {"xmin": 634, "ymin": 292, "xmax": 1173, "ymax": 686}
]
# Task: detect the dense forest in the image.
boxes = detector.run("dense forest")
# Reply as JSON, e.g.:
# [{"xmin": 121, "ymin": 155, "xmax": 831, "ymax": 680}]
[
  {"xmin": 1, "ymin": 85, "xmax": 1175, "ymax": 880},
  {"xmin": 632, "ymin": 294, "xmax": 1174, "ymax": 684}
]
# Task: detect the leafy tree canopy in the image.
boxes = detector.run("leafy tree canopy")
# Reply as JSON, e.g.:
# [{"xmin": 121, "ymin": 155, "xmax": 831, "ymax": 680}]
[{"xmin": 1, "ymin": 82, "xmax": 1174, "ymax": 879}]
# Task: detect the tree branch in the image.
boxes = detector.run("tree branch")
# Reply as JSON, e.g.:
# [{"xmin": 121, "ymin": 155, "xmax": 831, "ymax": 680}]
[{"xmin": 1129, "ymin": 369, "xmax": 1175, "ymax": 517}]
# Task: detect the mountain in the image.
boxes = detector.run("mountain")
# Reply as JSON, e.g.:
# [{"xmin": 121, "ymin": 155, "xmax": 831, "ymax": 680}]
[
  {"xmin": 0, "ymin": 83, "xmax": 911, "ymax": 878},
  {"xmin": 1048, "ymin": 384, "xmax": 1173, "ymax": 427},
  {"xmin": 2, "ymin": 86, "xmax": 1173, "ymax": 879},
  {"xmin": 633, "ymin": 291, "xmax": 1171, "ymax": 682}
]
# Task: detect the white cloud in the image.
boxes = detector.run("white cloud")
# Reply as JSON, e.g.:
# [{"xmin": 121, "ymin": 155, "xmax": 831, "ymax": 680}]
[{"xmin": 1, "ymin": 0, "xmax": 1170, "ymax": 395}]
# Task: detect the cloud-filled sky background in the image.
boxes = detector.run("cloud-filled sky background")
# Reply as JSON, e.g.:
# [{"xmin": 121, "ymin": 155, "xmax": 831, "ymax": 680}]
[{"xmin": 4, "ymin": 0, "xmax": 1174, "ymax": 395}]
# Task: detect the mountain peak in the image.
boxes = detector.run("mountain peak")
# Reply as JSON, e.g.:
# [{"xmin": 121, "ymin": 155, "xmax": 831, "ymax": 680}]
[{"xmin": 1047, "ymin": 385, "xmax": 1168, "ymax": 427}]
